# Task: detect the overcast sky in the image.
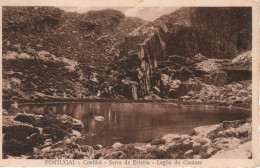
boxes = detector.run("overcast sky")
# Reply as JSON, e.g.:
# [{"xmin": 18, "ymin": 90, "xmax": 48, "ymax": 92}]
[{"xmin": 59, "ymin": 7, "xmax": 179, "ymax": 21}]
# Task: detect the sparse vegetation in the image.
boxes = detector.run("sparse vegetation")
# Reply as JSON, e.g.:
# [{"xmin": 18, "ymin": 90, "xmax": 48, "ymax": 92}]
[{"xmin": 2, "ymin": 7, "xmax": 252, "ymax": 159}]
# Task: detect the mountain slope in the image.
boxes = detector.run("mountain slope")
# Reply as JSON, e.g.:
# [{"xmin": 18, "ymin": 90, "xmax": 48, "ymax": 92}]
[
  {"xmin": 2, "ymin": 7, "xmax": 146, "ymax": 104},
  {"xmin": 118, "ymin": 7, "xmax": 252, "ymax": 103},
  {"xmin": 2, "ymin": 7, "xmax": 252, "ymax": 107}
]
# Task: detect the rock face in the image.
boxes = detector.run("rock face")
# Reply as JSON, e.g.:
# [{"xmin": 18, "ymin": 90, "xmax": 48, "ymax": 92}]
[
  {"xmin": 120, "ymin": 7, "xmax": 251, "ymax": 99},
  {"xmin": 2, "ymin": 7, "xmax": 252, "ymax": 104},
  {"xmin": 150, "ymin": 7, "xmax": 251, "ymax": 58}
]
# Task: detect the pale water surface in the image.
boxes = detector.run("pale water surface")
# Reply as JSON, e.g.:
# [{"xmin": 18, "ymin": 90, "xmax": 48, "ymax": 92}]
[{"xmin": 19, "ymin": 102, "xmax": 250, "ymax": 147}]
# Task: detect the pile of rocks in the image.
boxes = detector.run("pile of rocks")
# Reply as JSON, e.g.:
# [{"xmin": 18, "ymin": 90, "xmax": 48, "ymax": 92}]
[
  {"xmin": 3, "ymin": 108, "xmax": 252, "ymax": 159},
  {"xmin": 98, "ymin": 118, "xmax": 252, "ymax": 159},
  {"xmin": 180, "ymin": 80, "xmax": 251, "ymax": 107},
  {"xmin": 3, "ymin": 109, "xmax": 84, "ymax": 158}
]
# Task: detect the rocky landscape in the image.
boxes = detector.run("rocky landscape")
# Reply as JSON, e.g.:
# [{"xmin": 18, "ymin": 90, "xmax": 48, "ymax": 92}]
[
  {"xmin": 2, "ymin": 7, "xmax": 252, "ymax": 159},
  {"xmin": 3, "ymin": 108, "xmax": 84, "ymax": 158},
  {"xmin": 3, "ymin": 108, "xmax": 252, "ymax": 159},
  {"xmin": 2, "ymin": 7, "xmax": 252, "ymax": 108}
]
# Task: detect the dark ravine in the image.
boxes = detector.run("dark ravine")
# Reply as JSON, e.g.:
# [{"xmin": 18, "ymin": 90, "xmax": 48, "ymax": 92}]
[{"xmin": 2, "ymin": 109, "xmax": 252, "ymax": 159}]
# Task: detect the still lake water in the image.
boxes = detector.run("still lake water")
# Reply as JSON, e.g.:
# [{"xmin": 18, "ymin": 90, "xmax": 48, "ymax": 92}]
[{"xmin": 19, "ymin": 102, "xmax": 250, "ymax": 147}]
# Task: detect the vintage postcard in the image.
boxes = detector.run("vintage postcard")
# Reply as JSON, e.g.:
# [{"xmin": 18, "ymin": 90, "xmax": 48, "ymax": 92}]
[{"xmin": 0, "ymin": 0, "xmax": 259, "ymax": 167}]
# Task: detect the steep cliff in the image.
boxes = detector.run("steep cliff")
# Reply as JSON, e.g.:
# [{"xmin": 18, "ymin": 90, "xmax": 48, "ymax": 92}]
[
  {"xmin": 2, "ymin": 7, "xmax": 252, "ymax": 104},
  {"xmin": 120, "ymin": 7, "xmax": 252, "ymax": 100}
]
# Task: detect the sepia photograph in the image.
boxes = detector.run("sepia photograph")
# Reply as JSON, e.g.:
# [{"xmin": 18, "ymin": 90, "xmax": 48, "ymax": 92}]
[{"xmin": 1, "ymin": 1, "xmax": 258, "ymax": 165}]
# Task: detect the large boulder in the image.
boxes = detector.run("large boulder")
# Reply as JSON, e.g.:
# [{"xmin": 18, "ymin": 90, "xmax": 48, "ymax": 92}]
[
  {"xmin": 217, "ymin": 122, "xmax": 251, "ymax": 138},
  {"xmin": 212, "ymin": 137, "xmax": 241, "ymax": 151},
  {"xmin": 14, "ymin": 113, "xmax": 36, "ymax": 124},
  {"xmin": 211, "ymin": 141, "xmax": 252, "ymax": 159},
  {"xmin": 103, "ymin": 151, "xmax": 126, "ymax": 159},
  {"xmin": 161, "ymin": 134, "xmax": 181, "ymax": 143},
  {"xmin": 57, "ymin": 114, "xmax": 84, "ymax": 131},
  {"xmin": 193, "ymin": 124, "xmax": 222, "ymax": 138},
  {"xmin": 212, "ymin": 71, "xmax": 228, "ymax": 87}
]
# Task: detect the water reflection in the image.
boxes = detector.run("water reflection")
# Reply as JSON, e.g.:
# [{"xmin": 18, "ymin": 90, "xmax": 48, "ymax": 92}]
[{"xmin": 19, "ymin": 102, "xmax": 250, "ymax": 147}]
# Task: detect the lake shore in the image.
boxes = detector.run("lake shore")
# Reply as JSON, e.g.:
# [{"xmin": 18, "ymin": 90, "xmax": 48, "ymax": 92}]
[
  {"xmin": 2, "ymin": 108, "xmax": 252, "ymax": 159},
  {"xmin": 4, "ymin": 98, "xmax": 251, "ymax": 111}
]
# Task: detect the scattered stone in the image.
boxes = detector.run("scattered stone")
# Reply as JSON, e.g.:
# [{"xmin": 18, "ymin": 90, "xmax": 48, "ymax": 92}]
[
  {"xmin": 184, "ymin": 150, "xmax": 193, "ymax": 158},
  {"xmin": 2, "ymin": 109, "xmax": 9, "ymax": 116},
  {"xmin": 14, "ymin": 113, "xmax": 35, "ymax": 124},
  {"xmin": 193, "ymin": 155, "xmax": 202, "ymax": 159},
  {"xmin": 103, "ymin": 151, "xmax": 126, "ymax": 159},
  {"xmin": 211, "ymin": 141, "xmax": 252, "ymax": 159},
  {"xmin": 193, "ymin": 53, "xmax": 207, "ymax": 62},
  {"xmin": 153, "ymin": 86, "xmax": 160, "ymax": 94},
  {"xmin": 223, "ymin": 119, "xmax": 246, "ymax": 129},
  {"xmin": 58, "ymin": 114, "xmax": 84, "ymax": 131},
  {"xmin": 94, "ymin": 153, "xmax": 102, "ymax": 159},
  {"xmin": 72, "ymin": 130, "xmax": 81, "ymax": 137},
  {"xmin": 151, "ymin": 138, "xmax": 165, "ymax": 145},
  {"xmin": 223, "ymin": 121, "xmax": 239, "ymax": 129},
  {"xmin": 212, "ymin": 137, "xmax": 241, "ymax": 151},
  {"xmin": 94, "ymin": 116, "xmax": 105, "ymax": 122},
  {"xmin": 81, "ymin": 145, "xmax": 93, "ymax": 153},
  {"xmin": 181, "ymin": 95, "xmax": 191, "ymax": 100},
  {"xmin": 19, "ymin": 53, "xmax": 31, "ymax": 59},
  {"xmin": 112, "ymin": 142, "xmax": 124, "ymax": 149},
  {"xmin": 217, "ymin": 122, "xmax": 250, "ymax": 138},
  {"xmin": 206, "ymin": 147, "xmax": 218, "ymax": 156},
  {"xmin": 93, "ymin": 144, "xmax": 103, "ymax": 150},
  {"xmin": 194, "ymin": 124, "xmax": 221, "ymax": 138},
  {"xmin": 162, "ymin": 134, "xmax": 181, "ymax": 143}
]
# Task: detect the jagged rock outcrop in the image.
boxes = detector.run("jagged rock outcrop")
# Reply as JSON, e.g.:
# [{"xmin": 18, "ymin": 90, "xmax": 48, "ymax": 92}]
[
  {"xmin": 120, "ymin": 7, "xmax": 251, "ymax": 99},
  {"xmin": 191, "ymin": 51, "xmax": 252, "ymax": 87},
  {"xmin": 2, "ymin": 7, "xmax": 252, "ymax": 103}
]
